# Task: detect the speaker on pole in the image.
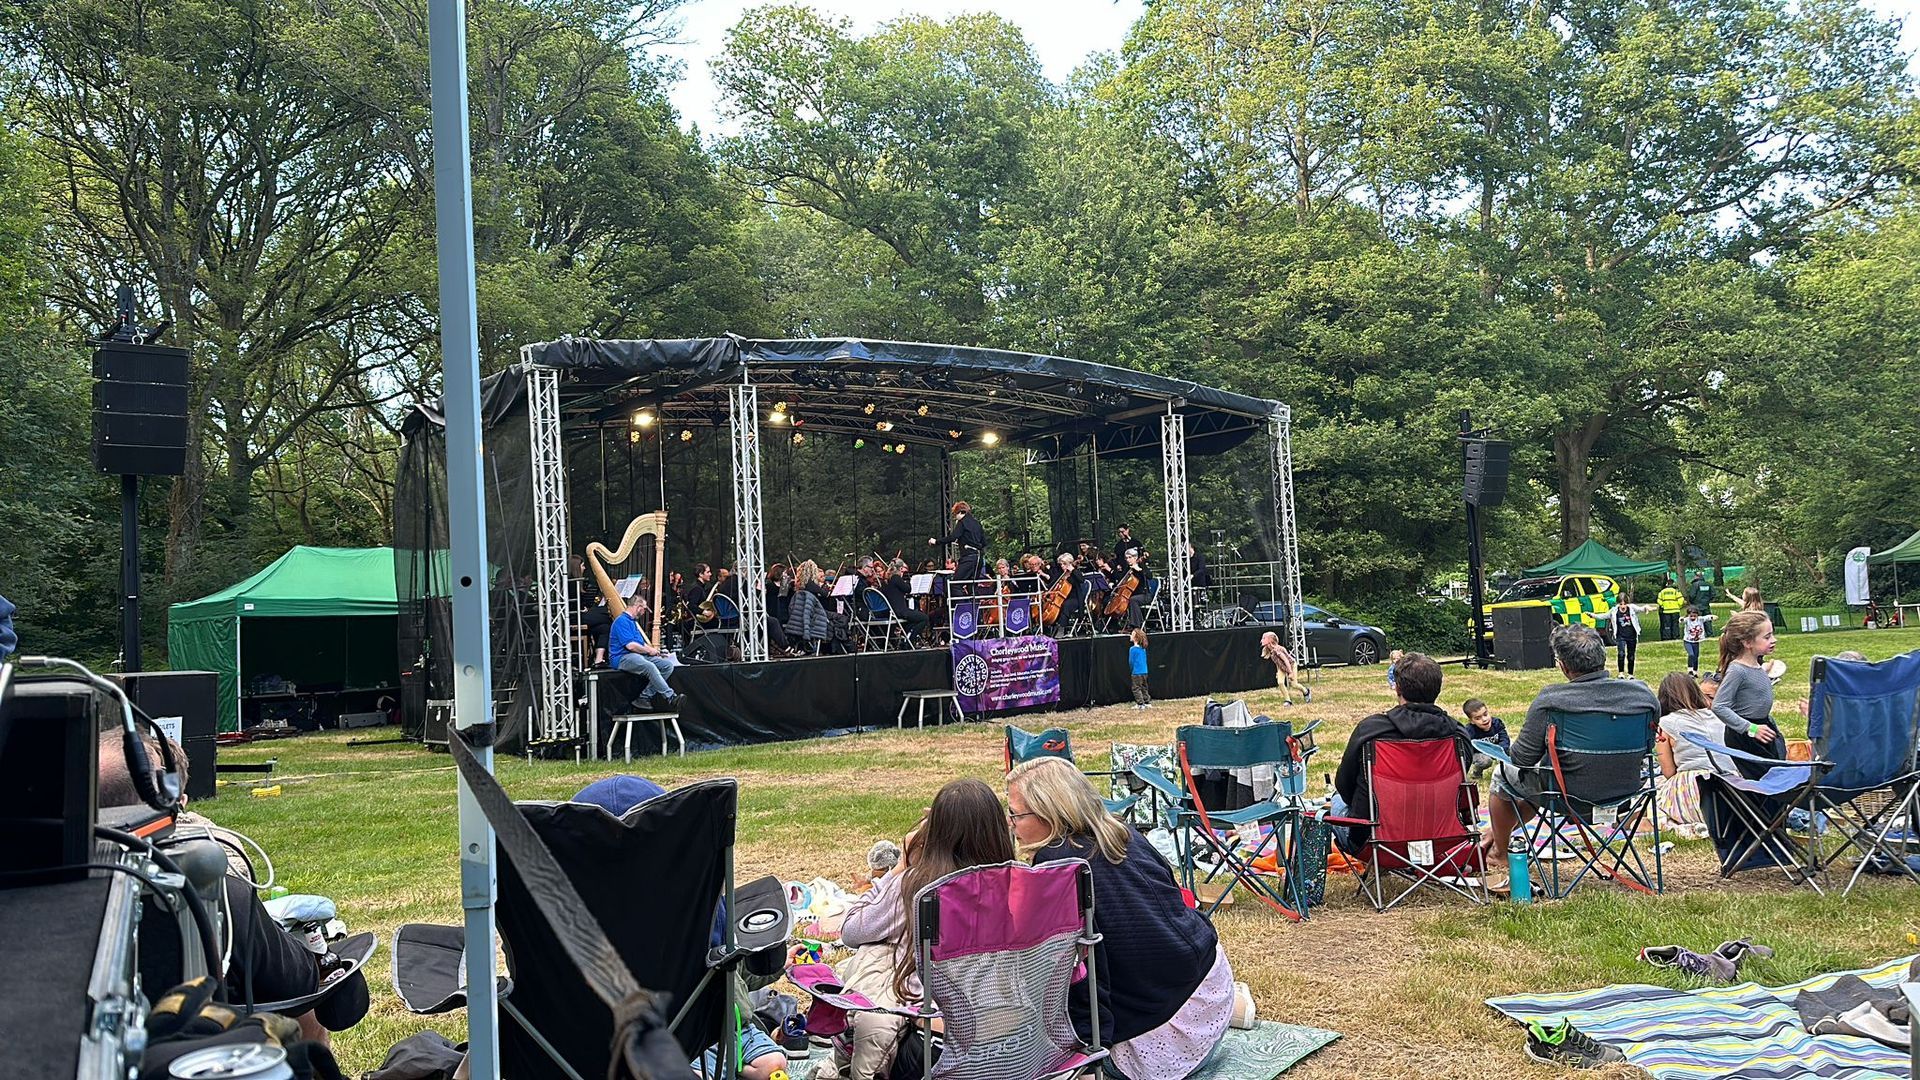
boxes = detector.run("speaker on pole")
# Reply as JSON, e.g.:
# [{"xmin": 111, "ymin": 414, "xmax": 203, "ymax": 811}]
[
  {"xmin": 1463, "ymin": 439, "xmax": 1510, "ymax": 508},
  {"xmin": 92, "ymin": 340, "xmax": 191, "ymax": 477}
]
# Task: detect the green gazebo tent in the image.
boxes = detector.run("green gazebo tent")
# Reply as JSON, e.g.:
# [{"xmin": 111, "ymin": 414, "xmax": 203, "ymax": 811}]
[
  {"xmin": 1865, "ymin": 529, "xmax": 1920, "ymax": 565},
  {"xmin": 1525, "ymin": 538, "xmax": 1672, "ymax": 578},
  {"xmin": 168, "ymin": 546, "xmax": 399, "ymax": 732}
]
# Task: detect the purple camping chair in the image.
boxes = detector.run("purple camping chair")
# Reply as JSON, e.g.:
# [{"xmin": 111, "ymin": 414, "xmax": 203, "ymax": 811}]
[{"xmin": 910, "ymin": 859, "xmax": 1107, "ymax": 1080}]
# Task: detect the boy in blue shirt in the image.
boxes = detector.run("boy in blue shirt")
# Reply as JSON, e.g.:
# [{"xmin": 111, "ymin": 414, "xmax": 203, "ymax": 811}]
[
  {"xmin": 1128, "ymin": 628, "xmax": 1151, "ymax": 709},
  {"xmin": 1458, "ymin": 697, "xmax": 1510, "ymax": 781}
]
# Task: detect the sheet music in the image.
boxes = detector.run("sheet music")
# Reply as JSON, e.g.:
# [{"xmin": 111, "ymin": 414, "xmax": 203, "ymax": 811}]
[
  {"xmin": 830, "ymin": 574, "xmax": 857, "ymax": 597},
  {"xmin": 910, "ymin": 573, "xmax": 935, "ymax": 595},
  {"xmin": 616, "ymin": 575, "xmax": 642, "ymax": 599}
]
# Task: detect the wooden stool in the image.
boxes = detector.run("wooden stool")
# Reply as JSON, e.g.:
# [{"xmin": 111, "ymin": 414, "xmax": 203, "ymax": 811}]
[
  {"xmin": 608, "ymin": 712, "xmax": 685, "ymax": 761},
  {"xmin": 896, "ymin": 690, "xmax": 965, "ymax": 730}
]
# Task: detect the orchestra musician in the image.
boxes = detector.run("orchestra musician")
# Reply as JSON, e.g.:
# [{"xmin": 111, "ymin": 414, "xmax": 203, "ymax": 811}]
[
  {"xmin": 1046, "ymin": 552, "xmax": 1086, "ymax": 635},
  {"xmin": 931, "ymin": 500, "xmax": 987, "ymax": 595},
  {"xmin": 880, "ymin": 558, "xmax": 931, "ymax": 643},
  {"xmin": 1115, "ymin": 548, "xmax": 1155, "ymax": 629},
  {"xmin": 1112, "ymin": 524, "xmax": 1143, "ymax": 561}
]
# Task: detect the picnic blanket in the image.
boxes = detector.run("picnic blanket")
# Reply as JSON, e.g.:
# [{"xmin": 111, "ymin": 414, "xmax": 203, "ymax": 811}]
[
  {"xmin": 1486, "ymin": 954, "xmax": 1918, "ymax": 1078},
  {"xmin": 781, "ymin": 1019, "xmax": 1339, "ymax": 1079}
]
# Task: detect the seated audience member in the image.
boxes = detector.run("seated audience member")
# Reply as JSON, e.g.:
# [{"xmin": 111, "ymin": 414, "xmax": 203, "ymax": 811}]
[
  {"xmin": 1481, "ymin": 626, "xmax": 1659, "ymax": 890},
  {"xmin": 1711, "ymin": 610, "xmax": 1785, "ymax": 773},
  {"xmin": 609, "ymin": 591, "xmax": 680, "ymax": 709},
  {"xmin": 571, "ymin": 776, "xmax": 787, "ymax": 1080},
  {"xmin": 1653, "ymin": 672, "xmax": 1741, "ymax": 830},
  {"xmin": 1007, "ymin": 758, "xmax": 1240, "ymax": 1080},
  {"xmin": 1330, "ymin": 653, "xmax": 1470, "ymax": 856},
  {"xmin": 1458, "ymin": 697, "xmax": 1510, "ymax": 780},
  {"xmin": 97, "ymin": 734, "xmax": 370, "ymax": 1044},
  {"xmin": 817, "ymin": 778, "xmax": 1015, "ymax": 1080}
]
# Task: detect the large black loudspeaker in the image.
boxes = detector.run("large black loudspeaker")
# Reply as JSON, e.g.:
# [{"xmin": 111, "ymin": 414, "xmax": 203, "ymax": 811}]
[
  {"xmin": 0, "ymin": 677, "xmax": 100, "ymax": 881},
  {"xmin": 113, "ymin": 671, "xmax": 218, "ymax": 802},
  {"xmin": 92, "ymin": 341, "xmax": 190, "ymax": 476},
  {"xmin": 1492, "ymin": 605, "xmax": 1554, "ymax": 669},
  {"xmin": 1463, "ymin": 439, "xmax": 1510, "ymax": 507}
]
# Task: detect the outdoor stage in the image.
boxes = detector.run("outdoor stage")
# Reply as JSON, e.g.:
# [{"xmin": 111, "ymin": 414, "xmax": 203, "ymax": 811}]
[{"xmin": 588, "ymin": 624, "xmax": 1278, "ymax": 753}]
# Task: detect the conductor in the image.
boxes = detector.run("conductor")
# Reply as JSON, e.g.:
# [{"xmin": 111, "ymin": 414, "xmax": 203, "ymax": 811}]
[{"xmin": 932, "ymin": 500, "xmax": 987, "ymax": 595}]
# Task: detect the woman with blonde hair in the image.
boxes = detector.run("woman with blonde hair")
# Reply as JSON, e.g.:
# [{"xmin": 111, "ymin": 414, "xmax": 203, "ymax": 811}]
[
  {"xmin": 1006, "ymin": 757, "xmax": 1239, "ymax": 1079},
  {"xmin": 1711, "ymin": 610, "xmax": 1784, "ymax": 775}
]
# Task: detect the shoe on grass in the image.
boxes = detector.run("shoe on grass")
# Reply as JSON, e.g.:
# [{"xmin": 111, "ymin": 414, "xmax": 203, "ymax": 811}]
[
  {"xmin": 1525, "ymin": 1018, "xmax": 1626, "ymax": 1068},
  {"xmin": 1640, "ymin": 945, "xmax": 1736, "ymax": 981},
  {"xmin": 1714, "ymin": 939, "xmax": 1774, "ymax": 969}
]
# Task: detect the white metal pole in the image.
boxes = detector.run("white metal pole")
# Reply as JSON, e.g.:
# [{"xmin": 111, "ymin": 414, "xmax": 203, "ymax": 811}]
[{"xmin": 426, "ymin": 0, "xmax": 499, "ymax": 1073}]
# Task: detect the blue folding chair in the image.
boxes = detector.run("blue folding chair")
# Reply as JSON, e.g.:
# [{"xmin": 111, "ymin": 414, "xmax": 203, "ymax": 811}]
[
  {"xmin": 1477, "ymin": 708, "xmax": 1663, "ymax": 898},
  {"xmin": 1130, "ymin": 722, "xmax": 1312, "ymax": 921},
  {"xmin": 1688, "ymin": 651, "xmax": 1920, "ymax": 894}
]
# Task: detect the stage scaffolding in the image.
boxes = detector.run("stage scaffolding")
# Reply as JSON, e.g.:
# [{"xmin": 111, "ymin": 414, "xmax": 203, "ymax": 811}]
[{"xmin": 401, "ymin": 338, "xmax": 1305, "ymax": 753}]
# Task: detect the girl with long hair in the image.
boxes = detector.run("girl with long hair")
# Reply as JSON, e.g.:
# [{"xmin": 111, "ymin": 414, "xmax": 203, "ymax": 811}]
[
  {"xmin": 1007, "ymin": 758, "xmax": 1240, "ymax": 1080},
  {"xmin": 1653, "ymin": 672, "xmax": 1737, "ymax": 828},
  {"xmin": 1711, "ymin": 610, "xmax": 1784, "ymax": 774},
  {"xmin": 825, "ymin": 779, "xmax": 1013, "ymax": 1080}
]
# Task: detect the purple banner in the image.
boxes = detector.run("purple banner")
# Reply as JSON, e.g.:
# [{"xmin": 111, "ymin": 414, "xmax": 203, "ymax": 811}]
[{"xmin": 951, "ymin": 635, "xmax": 1061, "ymax": 714}]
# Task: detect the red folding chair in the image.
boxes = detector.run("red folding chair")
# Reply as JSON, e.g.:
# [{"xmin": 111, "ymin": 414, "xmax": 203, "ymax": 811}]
[{"xmin": 1326, "ymin": 738, "xmax": 1487, "ymax": 911}]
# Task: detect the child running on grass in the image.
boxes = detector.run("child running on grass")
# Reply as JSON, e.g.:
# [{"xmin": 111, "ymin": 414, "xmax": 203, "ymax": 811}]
[
  {"xmin": 1129, "ymin": 628, "xmax": 1151, "ymax": 709},
  {"xmin": 1683, "ymin": 607, "xmax": 1708, "ymax": 674},
  {"xmin": 1258, "ymin": 630, "xmax": 1311, "ymax": 705}
]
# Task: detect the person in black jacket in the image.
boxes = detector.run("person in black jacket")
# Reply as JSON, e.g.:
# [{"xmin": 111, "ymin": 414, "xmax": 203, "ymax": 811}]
[
  {"xmin": 1330, "ymin": 652, "xmax": 1471, "ymax": 856},
  {"xmin": 932, "ymin": 501, "xmax": 987, "ymax": 594},
  {"xmin": 1008, "ymin": 757, "xmax": 1239, "ymax": 1080}
]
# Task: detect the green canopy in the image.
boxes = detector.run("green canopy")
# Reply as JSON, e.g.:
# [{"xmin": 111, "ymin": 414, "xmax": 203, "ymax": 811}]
[
  {"xmin": 168, "ymin": 547, "xmax": 399, "ymax": 732},
  {"xmin": 1866, "ymin": 529, "xmax": 1920, "ymax": 565},
  {"xmin": 1525, "ymin": 538, "xmax": 1672, "ymax": 578}
]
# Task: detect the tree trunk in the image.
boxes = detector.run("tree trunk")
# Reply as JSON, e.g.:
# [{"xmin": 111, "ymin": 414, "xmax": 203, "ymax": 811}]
[{"xmin": 1553, "ymin": 413, "xmax": 1609, "ymax": 550}]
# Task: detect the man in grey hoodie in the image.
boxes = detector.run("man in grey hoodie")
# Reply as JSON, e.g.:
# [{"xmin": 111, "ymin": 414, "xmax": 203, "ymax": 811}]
[{"xmin": 1482, "ymin": 625, "xmax": 1659, "ymax": 886}]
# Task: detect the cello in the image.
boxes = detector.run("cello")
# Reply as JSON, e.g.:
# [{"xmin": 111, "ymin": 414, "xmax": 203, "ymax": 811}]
[
  {"xmin": 1042, "ymin": 567, "xmax": 1075, "ymax": 626},
  {"xmin": 1104, "ymin": 555, "xmax": 1143, "ymax": 619}
]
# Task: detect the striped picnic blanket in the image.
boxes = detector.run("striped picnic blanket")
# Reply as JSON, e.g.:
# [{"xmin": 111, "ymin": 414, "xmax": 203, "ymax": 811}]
[{"xmin": 1486, "ymin": 955, "xmax": 1917, "ymax": 1078}]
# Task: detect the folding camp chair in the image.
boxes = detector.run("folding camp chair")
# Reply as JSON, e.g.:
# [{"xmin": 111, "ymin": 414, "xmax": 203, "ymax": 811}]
[
  {"xmin": 910, "ymin": 859, "xmax": 1108, "ymax": 1079},
  {"xmin": 389, "ymin": 779, "xmax": 790, "ymax": 1079},
  {"xmin": 1061, "ymin": 575, "xmax": 1101, "ymax": 638},
  {"xmin": 1687, "ymin": 651, "xmax": 1920, "ymax": 895},
  {"xmin": 1477, "ymin": 709, "xmax": 1663, "ymax": 899},
  {"xmin": 1003, "ymin": 724, "xmax": 1140, "ymax": 818},
  {"xmin": 1138, "ymin": 579, "xmax": 1166, "ymax": 632},
  {"xmin": 858, "ymin": 587, "xmax": 911, "ymax": 652},
  {"xmin": 1130, "ymin": 722, "xmax": 1313, "ymax": 920},
  {"xmin": 1325, "ymin": 738, "xmax": 1487, "ymax": 911}
]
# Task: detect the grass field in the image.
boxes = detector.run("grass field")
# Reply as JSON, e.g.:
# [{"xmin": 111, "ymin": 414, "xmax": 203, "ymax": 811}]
[{"xmin": 209, "ymin": 628, "xmax": 1920, "ymax": 1078}]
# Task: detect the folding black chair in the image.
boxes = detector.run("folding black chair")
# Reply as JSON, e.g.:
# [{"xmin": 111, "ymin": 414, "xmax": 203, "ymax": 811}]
[
  {"xmin": 390, "ymin": 778, "xmax": 789, "ymax": 1079},
  {"xmin": 1478, "ymin": 708, "xmax": 1663, "ymax": 898}
]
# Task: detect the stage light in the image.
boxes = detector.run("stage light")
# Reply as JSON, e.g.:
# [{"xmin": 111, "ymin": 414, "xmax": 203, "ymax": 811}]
[
  {"xmin": 916, "ymin": 403, "xmax": 930, "ymax": 416},
  {"xmin": 629, "ymin": 430, "xmax": 641, "ymax": 444},
  {"xmin": 854, "ymin": 438, "xmax": 865, "ymax": 449},
  {"xmin": 981, "ymin": 431, "xmax": 1001, "ymax": 446},
  {"xmin": 895, "ymin": 443, "xmax": 907, "ymax": 454},
  {"xmin": 791, "ymin": 432, "xmax": 805, "ymax": 445},
  {"xmin": 680, "ymin": 429, "xmax": 694, "ymax": 442},
  {"xmin": 948, "ymin": 429, "xmax": 962, "ymax": 439},
  {"xmin": 768, "ymin": 410, "xmax": 787, "ymax": 424},
  {"xmin": 632, "ymin": 411, "xmax": 656, "ymax": 428},
  {"xmin": 880, "ymin": 442, "xmax": 893, "ymax": 453},
  {"xmin": 863, "ymin": 402, "xmax": 876, "ymax": 415},
  {"xmin": 774, "ymin": 401, "xmax": 789, "ymax": 413},
  {"xmin": 876, "ymin": 420, "xmax": 893, "ymax": 432}
]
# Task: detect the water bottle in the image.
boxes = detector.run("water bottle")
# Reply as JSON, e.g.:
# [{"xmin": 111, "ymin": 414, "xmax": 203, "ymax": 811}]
[{"xmin": 1507, "ymin": 850, "xmax": 1532, "ymax": 904}]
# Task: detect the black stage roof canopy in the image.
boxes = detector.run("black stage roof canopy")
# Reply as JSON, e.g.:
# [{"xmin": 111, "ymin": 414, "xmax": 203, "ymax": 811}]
[{"xmin": 521, "ymin": 336, "xmax": 1281, "ymax": 460}]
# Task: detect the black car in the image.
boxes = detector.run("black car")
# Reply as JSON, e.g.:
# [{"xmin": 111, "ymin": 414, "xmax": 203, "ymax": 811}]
[{"xmin": 1251, "ymin": 601, "xmax": 1390, "ymax": 664}]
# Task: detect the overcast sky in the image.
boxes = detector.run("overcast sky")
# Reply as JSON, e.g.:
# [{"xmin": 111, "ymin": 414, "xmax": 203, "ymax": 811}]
[{"xmin": 660, "ymin": 0, "xmax": 1917, "ymax": 138}]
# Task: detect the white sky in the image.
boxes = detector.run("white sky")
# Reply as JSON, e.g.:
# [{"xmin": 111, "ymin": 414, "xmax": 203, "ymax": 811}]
[{"xmin": 660, "ymin": 0, "xmax": 1919, "ymax": 138}]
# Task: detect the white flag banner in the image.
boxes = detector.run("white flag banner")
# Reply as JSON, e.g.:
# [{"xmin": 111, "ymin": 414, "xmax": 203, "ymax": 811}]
[{"xmin": 1845, "ymin": 546, "xmax": 1872, "ymax": 605}]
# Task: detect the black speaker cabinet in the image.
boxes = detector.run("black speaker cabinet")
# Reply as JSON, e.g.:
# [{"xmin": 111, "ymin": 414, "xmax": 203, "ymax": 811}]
[
  {"xmin": 1492, "ymin": 605, "xmax": 1554, "ymax": 669},
  {"xmin": 112, "ymin": 671, "xmax": 218, "ymax": 801},
  {"xmin": 1463, "ymin": 439, "xmax": 1511, "ymax": 508},
  {"xmin": 92, "ymin": 341, "xmax": 190, "ymax": 477},
  {"xmin": 0, "ymin": 676, "xmax": 100, "ymax": 881}
]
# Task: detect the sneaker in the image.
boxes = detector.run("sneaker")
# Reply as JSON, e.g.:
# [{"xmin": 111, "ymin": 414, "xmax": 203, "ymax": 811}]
[
  {"xmin": 1714, "ymin": 939, "xmax": 1774, "ymax": 969},
  {"xmin": 1302, "ymin": 686, "xmax": 1313, "ymax": 703},
  {"xmin": 1640, "ymin": 945, "xmax": 1736, "ymax": 981},
  {"xmin": 1230, "ymin": 981, "xmax": 1257, "ymax": 1029},
  {"xmin": 1525, "ymin": 1019, "xmax": 1626, "ymax": 1068}
]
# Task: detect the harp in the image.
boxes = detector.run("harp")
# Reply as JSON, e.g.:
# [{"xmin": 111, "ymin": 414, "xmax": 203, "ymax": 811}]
[{"xmin": 586, "ymin": 511, "xmax": 668, "ymax": 644}]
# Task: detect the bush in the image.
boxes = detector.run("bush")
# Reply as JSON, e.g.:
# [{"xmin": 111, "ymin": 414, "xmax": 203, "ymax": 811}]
[{"xmin": 1311, "ymin": 593, "xmax": 1473, "ymax": 655}]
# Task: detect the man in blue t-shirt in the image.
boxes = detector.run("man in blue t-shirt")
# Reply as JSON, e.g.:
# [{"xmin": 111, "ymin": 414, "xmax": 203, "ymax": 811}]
[{"xmin": 610, "ymin": 593, "xmax": 679, "ymax": 707}]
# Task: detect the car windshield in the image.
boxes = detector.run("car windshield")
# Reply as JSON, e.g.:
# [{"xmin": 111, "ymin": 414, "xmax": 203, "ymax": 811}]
[
  {"xmin": 1301, "ymin": 604, "xmax": 1328, "ymax": 620},
  {"xmin": 1496, "ymin": 580, "xmax": 1560, "ymax": 603}
]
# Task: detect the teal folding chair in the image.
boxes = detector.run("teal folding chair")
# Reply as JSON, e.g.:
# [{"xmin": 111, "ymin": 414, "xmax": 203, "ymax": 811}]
[
  {"xmin": 1003, "ymin": 724, "xmax": 1139, "ymax": 818},
  {"xmin": 1130, "ymin": 722, "xmax": 1310, "ymax": 921}
]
